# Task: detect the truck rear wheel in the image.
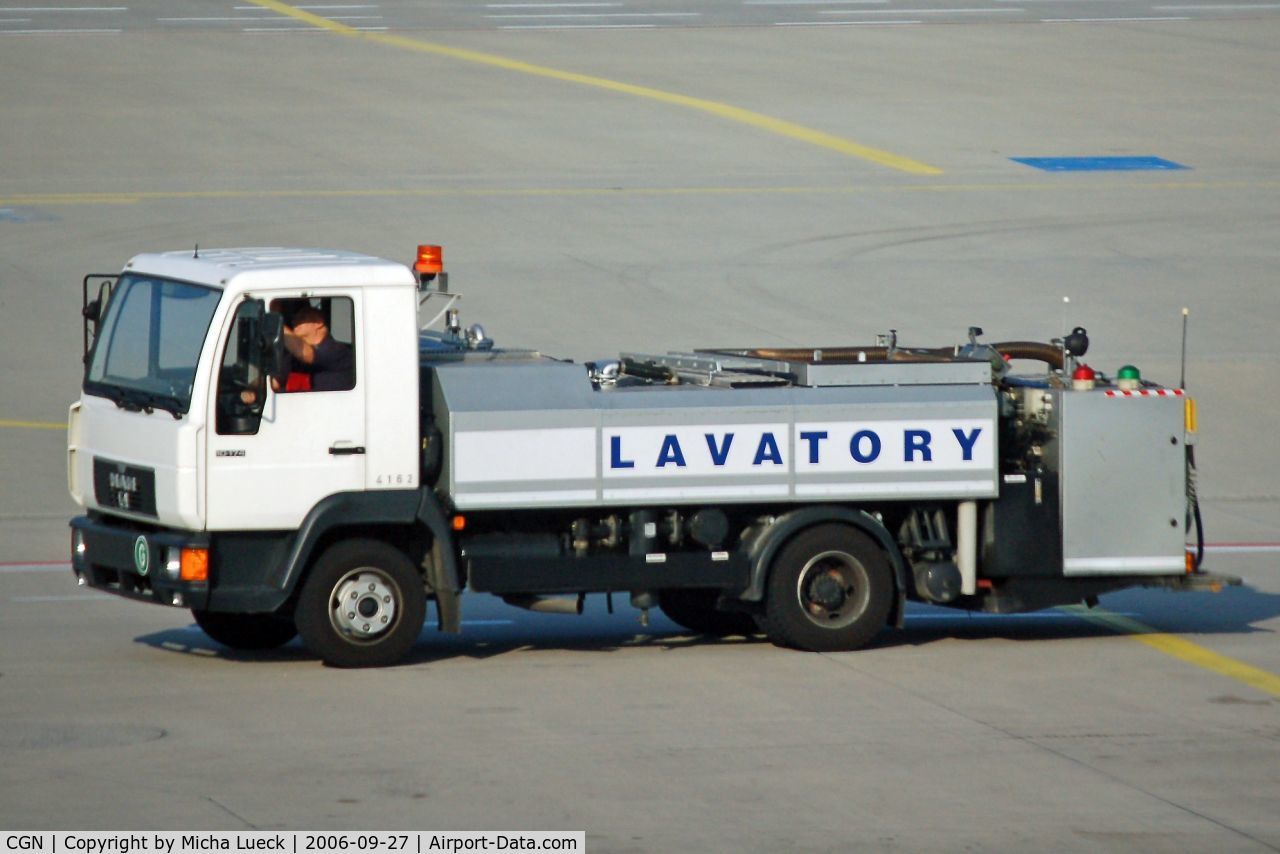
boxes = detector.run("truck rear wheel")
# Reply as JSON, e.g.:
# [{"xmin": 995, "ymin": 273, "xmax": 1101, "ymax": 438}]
[
  {"xmin": 658, "ymin": 589, "xmax": 759, "ymax": 637},
  {"xmin": 192, "ymin": 610, "xmax": 297, "ymax": 651},
  {"xmin": 760, "ymin": 524, "xmax": 892, "ymax": 652},
  {"xmin": 295, "ymin": 539, "xmax": 426, "ymax": 668}
]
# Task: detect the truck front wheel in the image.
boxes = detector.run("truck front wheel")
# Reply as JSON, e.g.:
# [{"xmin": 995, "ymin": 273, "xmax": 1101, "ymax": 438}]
[
  {"xmin": 760, "ymin": 524, "xmax": 893, "ymax": 652},
  {"xmin": 295, "ymin": 539, "xmax": 426, "ymax": 667},
  {"xmin": 192, "ymin": 610, "xmax": 297, "ymax": 651}
]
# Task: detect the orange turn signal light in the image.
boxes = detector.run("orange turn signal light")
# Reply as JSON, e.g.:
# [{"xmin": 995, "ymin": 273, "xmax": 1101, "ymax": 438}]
[
  {"xmin": 452, "ymin": 515, "xmax": 467, "ymax": 532},
  {"xmin": 414, "ymin": 244, "xmax": 444, "ymax": 276},
  {"xmin": 180, "ymin": 547, "xmax": 209, "ymax": 582}
]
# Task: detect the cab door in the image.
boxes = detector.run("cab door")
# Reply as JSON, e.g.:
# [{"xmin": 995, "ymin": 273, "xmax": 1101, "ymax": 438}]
[{"xmin": 205, "ymin": 293, "xmax": 365, "ymax": 531}]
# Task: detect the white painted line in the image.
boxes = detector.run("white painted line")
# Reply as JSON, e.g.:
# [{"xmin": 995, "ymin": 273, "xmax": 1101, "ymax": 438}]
[
  {"xmin": 0, "ymin": 19, "xmax": 35, "ymax": 23},
  {"xmin": 1152, "ymin": 2, "xmax": 1280, "ymax": 7},
  {"xmin": 499, "ymin": 23, "xmax": 657, "ymax": 27},
  {"xmin": 487, "ymin": 11, "xmax": 699, "ymax": 16},
  {"xmin": 776, "ymin": 17, "xmax": 921, "ymax": 22},
  {"xmin": 748, "ymin": 0, "xmax": 889, "ymax": 4},
  {"xmin": 296, "ymin": 4, "xmax": 379, "ymax": 7},
  {"xmin": 163, "ymin": 15, "xmax": 379, "ymax": 22},
  {"xmin": 820, "ymin": 6, "xmax": 1022, "ymax": 11},
  {"xmin": 242, "ymin": 25, "xmax": 387, "ymax": 31},
  {"xmin": 487, "ymin": 2, "xmax": 623, "ymax": 6},
  {"xmin": 1042, "ymin": 14, "xmax": 1189, "ymax": 18},
  {"xmin": 3, "ymin": 6, "xmax": 126, "ymax": 10}
]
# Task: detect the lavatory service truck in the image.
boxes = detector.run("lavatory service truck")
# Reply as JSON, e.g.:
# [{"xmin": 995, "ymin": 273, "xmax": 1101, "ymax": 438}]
[{"xmin": 68, "ymin": 245, "xmax": 1232, "ymax": 666}]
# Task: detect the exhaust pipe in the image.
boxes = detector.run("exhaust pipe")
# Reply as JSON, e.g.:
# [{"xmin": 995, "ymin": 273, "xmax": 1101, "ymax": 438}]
[
  {"xmin": 957, "ymin": 500, "xmax": 978, "ymax": 596},
  {"xmin": 502, "ymin": 594, "xmax": 584, "ymax": 615}
]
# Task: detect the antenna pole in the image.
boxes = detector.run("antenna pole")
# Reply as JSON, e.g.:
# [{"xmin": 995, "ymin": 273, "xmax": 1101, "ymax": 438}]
[
  {"xmin": 1061, "ymin": 296, "xmax": 1070, "ymax": 369},
  {"xmin": 1179, "ymin": 307, "xmax": 1190, "ymax": 389}
]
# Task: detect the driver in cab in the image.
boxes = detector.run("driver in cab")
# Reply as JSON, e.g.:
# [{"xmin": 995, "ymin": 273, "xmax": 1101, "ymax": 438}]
[{"xmin": 280, "ymin": 305, "xmax": 355, "ymax": 392}]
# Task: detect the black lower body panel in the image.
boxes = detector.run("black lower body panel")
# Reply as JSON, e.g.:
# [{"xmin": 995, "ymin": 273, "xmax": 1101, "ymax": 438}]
[{"xmin": 468, "ymin": 551, "xmax": 749, "ymax": 595}]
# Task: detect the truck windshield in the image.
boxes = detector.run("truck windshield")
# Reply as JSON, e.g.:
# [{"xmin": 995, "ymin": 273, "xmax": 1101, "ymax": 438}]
[{"xmin": 84, "ymin": 274, "xmax": 221, "ymax": 416}]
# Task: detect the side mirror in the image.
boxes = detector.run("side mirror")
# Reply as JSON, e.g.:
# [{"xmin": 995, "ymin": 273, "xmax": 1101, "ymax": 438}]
[{"xmin": 81, "ymin": 275, "xmax": 117, "ymax": 365}]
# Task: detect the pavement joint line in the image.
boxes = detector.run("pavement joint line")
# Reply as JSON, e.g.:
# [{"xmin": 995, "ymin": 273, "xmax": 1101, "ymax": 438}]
[
  {"xmin": 1060, "ymin": 605, "xmax": 1280, "ymax": 699},
  {"xmin": 241, "ymin": 0, "xmax": 942, "ymax": 175},
  {"xmin": 4, "ymin": 179, "xmax": 1279, "ymax": 207}
]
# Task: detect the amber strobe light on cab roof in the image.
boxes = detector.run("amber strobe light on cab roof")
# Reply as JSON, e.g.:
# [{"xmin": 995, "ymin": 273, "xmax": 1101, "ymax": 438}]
[{"xmin": 415, "ymin": 244, "xmax": 443, "ymax": 277}]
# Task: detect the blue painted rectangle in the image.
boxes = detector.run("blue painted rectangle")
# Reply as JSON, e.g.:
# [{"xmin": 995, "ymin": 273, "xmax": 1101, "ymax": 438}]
[{"xmin": 1011, "ymin": 156, "xmax": 1189, "ymax": 172}]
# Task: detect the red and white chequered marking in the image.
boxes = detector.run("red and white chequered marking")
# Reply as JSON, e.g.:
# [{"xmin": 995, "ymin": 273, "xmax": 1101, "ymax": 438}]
[{"xmin": 1104, "ymin": 389, "xmax": 1184, "ymax": 398}]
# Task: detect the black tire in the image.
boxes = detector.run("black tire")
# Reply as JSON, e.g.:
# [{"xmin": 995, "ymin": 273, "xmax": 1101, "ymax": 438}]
[
  {"xmin": 192, "ymin": 610, "xmax": 297, "ymax": 650},
  {"xmin": 658, "ymin": 589, "xmax": 759, "ymax": 637},
  {"xmin": 294, "ymin": 539, "xmax": 426, "ymax": 668},
  {"xmin": 760, "ymin": 524, "xmax": 893, "ymax": 652}
]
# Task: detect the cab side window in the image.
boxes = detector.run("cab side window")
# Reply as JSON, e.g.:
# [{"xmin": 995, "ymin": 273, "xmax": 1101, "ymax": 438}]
[{"xmin": 274, "ymin": 297, "xmax": 356, "ymax": 393}]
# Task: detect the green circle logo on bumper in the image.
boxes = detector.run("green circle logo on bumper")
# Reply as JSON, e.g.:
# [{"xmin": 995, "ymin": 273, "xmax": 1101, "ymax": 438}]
[{"xmin": 133, "ymin": 535, "xmax": 150, "ymax": 576}]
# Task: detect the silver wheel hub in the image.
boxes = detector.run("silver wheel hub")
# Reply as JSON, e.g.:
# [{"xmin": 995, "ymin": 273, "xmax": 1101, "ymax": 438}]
[
  {"xmin": 330, "ymin": 569, "xmax": 398, "ymax": 643},
  {"xmin": 796, "ymin": 550, "xmax": 871, "ymax": 630}
]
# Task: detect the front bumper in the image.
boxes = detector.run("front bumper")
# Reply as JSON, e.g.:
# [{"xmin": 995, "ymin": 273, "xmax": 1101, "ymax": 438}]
[{"xmin": 70, "ymin": 514, "xmax": 210, "ymax": 610}]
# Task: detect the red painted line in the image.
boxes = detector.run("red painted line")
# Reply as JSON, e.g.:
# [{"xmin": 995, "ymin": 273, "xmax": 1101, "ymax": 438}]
[
  {"xmin": 1206, "ymin": 541, "xmax": 1280, "ymax": 547},
  {"xmin": 1203, "ymin": 543, "xmax": 1280, "ymax": 553}
]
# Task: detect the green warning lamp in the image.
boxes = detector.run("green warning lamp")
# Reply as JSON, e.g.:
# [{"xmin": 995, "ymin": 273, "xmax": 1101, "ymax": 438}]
[{"xmin": 1117, "ymin": 364, "xmax": 1141, "ymax": 391}]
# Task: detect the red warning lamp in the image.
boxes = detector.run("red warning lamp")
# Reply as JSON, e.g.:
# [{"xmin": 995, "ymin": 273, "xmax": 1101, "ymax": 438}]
[
  {"xmin": 414, "ymin": 244, "xmax": 444, "ymax": 277},
  {"xmin": 1071, "ymin": 364, "xmax": 1096, "ymax": 391},
  {"xmin": 1072, "ymin": 365, "xmax": 1096, "ymax": 381}
]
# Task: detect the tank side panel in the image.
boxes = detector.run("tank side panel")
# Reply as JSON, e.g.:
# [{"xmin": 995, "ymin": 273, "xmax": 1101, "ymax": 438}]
[{"xmin": 435, "ymin": 364, "xmax": 998, "ymax": 510}]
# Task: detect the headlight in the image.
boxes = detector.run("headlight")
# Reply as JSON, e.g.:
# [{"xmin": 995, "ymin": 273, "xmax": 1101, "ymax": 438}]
[{"xmin": 165, "ymin": 547, "xmax": 182, "ymax": 579}]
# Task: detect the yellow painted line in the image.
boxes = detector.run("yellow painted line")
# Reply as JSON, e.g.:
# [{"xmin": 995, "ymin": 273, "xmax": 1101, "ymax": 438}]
[
  {"xmin": 1062, "ymin": 605, "xmax": 1280, "ymax": 699},
  {"xmin": 5, "ymin": 179, "xmax": 1278, "ymax": 207},
  {"xmin": 242, "ymin": 0, "xmax": 941, "ymax": 176},
  {"xmin": 0, "ymin": 419, "xmax": 67, "ymax": 431}
]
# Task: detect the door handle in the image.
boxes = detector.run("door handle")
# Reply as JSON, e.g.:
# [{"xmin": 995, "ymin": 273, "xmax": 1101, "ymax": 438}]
[{"xmin": 329, "ymin": 445, "xmax": 366, "ymax": 456}]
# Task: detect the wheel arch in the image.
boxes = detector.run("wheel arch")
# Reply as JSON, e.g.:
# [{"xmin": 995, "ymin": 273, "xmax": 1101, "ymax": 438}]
[
  {"xmin": 266, "ymin": 489, "xmax": 459, "ymax": 608},
  {"xmin": 740, "ymin": 505, "xmax": 908, "ymax": 628}
]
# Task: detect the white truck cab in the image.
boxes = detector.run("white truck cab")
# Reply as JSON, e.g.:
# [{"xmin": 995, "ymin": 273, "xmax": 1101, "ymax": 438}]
[{"xmin": 70, "ymin": 248, "xmax": 420, "ymax": 532}]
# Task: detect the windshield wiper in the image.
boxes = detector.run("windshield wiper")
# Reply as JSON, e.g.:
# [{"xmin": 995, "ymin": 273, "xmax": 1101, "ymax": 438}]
[
  {"xmin": 97, "ymin": 386, "xmax": 184, "ymax": 419},
  {"xmin": 147, "ymin": 393, "xmax": 186, "ymax": 419}
]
